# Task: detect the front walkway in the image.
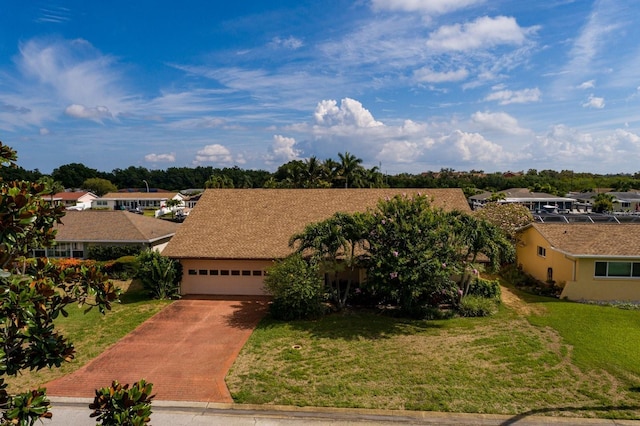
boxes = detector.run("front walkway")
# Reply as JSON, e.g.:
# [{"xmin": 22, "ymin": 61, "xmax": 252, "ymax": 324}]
[{"xmin": 45, "ymin": 297, "xmax": 269, "ymax": 402}]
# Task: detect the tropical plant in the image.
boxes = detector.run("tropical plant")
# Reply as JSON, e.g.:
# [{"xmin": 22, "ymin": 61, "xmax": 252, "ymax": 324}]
[
  {"xmin": 592, "ymin": 193, "xmax": 615, "ymax": 213},
  {"xmin": 263, "ymin": 254, "xmax": 326, "ymax": 320},
  {"xmin": 364, "ymin": 194, "xmax": 458, "ymax": 315},
  {"xmin": 337, "ymin": 152, "xmax": 363, "ymax": 188},
  {"xmin": 135, "ymin": 250, "xmax": 182, "ymax": 299}
]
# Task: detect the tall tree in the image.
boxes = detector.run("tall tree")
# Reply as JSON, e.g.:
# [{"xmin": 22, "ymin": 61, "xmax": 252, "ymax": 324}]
[
  {"xmin": 51, "ymin": 163, "xmax": 100, "ymax": 188},
  {"xmin": 82, "ymin": 177, "xmax": 117, "ymax": 196},
  {"xmin": 337, "ymin": 152, "xmax": 363, "ymax": 188}
]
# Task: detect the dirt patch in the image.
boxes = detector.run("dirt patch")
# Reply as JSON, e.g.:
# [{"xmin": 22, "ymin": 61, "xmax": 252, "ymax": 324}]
[{"xmin": 500, "ymin": 284, "xmax": 545, "ymax": 316}]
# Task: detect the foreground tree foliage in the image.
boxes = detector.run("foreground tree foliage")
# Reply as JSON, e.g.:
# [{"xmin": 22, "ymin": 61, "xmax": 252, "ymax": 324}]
[
  {"xmin": 0, "ymin": 142, "xmax": 121, "ymax": 424},
  {"xmin": 90, "ymin": 380, "xmax": 154, "ymax": 426}
]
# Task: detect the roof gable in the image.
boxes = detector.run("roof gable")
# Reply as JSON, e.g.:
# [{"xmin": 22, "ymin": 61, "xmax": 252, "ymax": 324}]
[
  {"xmin": 163, "ymin": 188, "xmax": 470, "ymax": 260},
  {"xmin": 55, "ymin": 210, "xmax": 180, "ymax": 243}
]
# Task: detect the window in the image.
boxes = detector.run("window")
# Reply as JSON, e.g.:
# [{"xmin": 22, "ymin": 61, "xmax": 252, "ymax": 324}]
[
  {"xmin": 537, "ymin": 246, "xmax": 546, "ymax": 257},
  {"xmin": 594, "ymin": 261, "xmax": 640, "ymax": 278},
  {"xmin": 252, "ymin": 270, "xmax": 262, "ymax": 276},
  {"xmin": 188, "ymin": 269, "xmax": 197, "ymax": 275},
  {"xmin": 241, "ymin": 270, "xmax": 251, "ymax": 276},
  {"xmin": 210, "ymin": 270, "xmax": 219, "ymax": 276},
  {"xmin": 198, "ymin": 270, "xmax": 208, "ymax": 275},
  {"xmin": 220, "ymin": 270, "xmax": 229, "ymax": 276},
  {"xmin": 231, "ymin": 270, "xmax": 240, "ymax": 276}
]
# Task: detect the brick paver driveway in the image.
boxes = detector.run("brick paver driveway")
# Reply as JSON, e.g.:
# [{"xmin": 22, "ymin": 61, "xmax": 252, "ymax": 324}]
[{"xmin": 45, "ymin": 297, "xmax": 269, "ymax": 402}]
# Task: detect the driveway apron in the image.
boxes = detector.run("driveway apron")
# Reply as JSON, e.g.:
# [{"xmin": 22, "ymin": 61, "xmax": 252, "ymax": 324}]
[{"xmin": 44, "ymin": 297, "xmax": 269, "ymax": 402}]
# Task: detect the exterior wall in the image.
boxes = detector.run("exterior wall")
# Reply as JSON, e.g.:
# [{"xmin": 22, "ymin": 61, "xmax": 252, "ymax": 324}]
[
  {"xmin": 562, "ymin": 258, "xmax": 640, "ymax": 302},
  {"xmin": 516, "ymin": 227, "xmax": 575, "ymax": 286},
  {"xmin": 179, "ymin": 259, "xmax": 274, "ymax": 296}
]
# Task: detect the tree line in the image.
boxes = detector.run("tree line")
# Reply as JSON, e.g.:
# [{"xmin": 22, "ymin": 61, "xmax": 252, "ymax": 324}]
[{"xmin": 3, "ymin": 153, "xmax": 640, "ymax": 196}]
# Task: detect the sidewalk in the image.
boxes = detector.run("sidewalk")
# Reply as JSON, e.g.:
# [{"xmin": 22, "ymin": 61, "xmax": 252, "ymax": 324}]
[{"xmin": 46, "ymin": 398, "xmax": 640, "ymax": 426}]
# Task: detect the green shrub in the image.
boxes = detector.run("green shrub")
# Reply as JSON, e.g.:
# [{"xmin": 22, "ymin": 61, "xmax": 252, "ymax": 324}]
[
  {"xmin": 264, "ymin": 254, "xmax": 326, "ymax": 320},
  {"xmin": 87, "ymin": 245, "xmax": 143, "ymax": 261},
  {"xmin": 102, "ymin": 256, "xmax": 139, "ymax": 280},
  {"xmin": 468, "ymin": 277, "xmax": 501, "ymax": 300},
  {"xmin": 458, "ymin": 295, "xmax": 499, "ymax": 317},
  {"xmin": 135, "ymin": 250, "xmax": 182, "ymax": 299},
  {"xmin": 89, "ymin": 380, "xmax": 154, "ymax": 425}
]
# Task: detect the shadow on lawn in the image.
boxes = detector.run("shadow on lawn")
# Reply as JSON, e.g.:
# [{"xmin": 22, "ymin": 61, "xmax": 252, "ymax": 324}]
[
  {"xmin": 224, "ymin": 298, "xmax": 271, "ymax": 330},
  {"xmin": 501, "ymin": 404, "xmax": 640, "ymax": 425},
  {"xmin": 257, "ymin": 308, "xmax": 445, "ymax": 341}
]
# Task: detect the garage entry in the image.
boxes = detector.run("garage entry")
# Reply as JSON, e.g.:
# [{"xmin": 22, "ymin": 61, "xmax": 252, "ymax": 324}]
[{"xmin": 180, "ymin": 259, "xmax": 274, "ymax": 296}]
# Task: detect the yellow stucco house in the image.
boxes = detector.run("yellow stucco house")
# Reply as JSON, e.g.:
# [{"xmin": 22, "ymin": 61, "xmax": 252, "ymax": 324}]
[{"xmin": 517, "ymin": 223, "xmax": 640, "ymax": 302}]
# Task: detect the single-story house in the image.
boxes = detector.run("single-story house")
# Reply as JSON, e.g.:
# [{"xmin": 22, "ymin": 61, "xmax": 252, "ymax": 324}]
[
  {"xmin": 92, "ymin": 191, "xmax": 184, "ymax": 211},
  {"xmin": 570, "ymin": 191, "xmax": 640, "ymax": 213},
  {"xmin": 470, "ymin": 188, "xmax": 576, "ymax": 213},
  {"xmin": 52, "ymin": 191, "xmax": 97, "ymax": 210},
  {"xmin": 33, "ymin": 210, "xmax": 181, "ymax": 259},
  {"xmin": 162, "ymin": 188, "xmax": 471, "ymax": 296},
  {"xmin": 516, "ymin": 223, "xmax": 640, "ymax": 302}
]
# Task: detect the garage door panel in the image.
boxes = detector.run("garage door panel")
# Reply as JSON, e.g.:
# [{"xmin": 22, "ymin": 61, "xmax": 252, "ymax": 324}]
[{"xmin": 180, "ymin": 260, "xmax": 272, "ymax": 296}]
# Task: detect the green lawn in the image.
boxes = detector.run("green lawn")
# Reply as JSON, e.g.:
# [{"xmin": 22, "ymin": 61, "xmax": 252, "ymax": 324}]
[{"xmin": 227, "ymin": 286, "xmax": 640, "ymax": 419}]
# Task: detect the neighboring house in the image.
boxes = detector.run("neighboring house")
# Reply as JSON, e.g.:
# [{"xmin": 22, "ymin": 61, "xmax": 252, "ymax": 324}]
[
  {"xmin": 52, "ymin": 191, "xmax": 97, "ymax": 210},
  {"xmin": 162, "ymin": 188, "xmax": 471, "ymax": 296},
  {"xmin": 570, "ymin": 191, "xmax": 640, "ymax": 213},
  {"xmin": 92, "ymin": 191, "xmax": 184, "ymax": 211},
  {"xmin": 33, "ymin": 210, "xmax": 180, "ymax": 259},
  {"xmin": 517, "ymin": 223, "xmax": 640, "ymax": 302},
  {"xmin": 470, "ymin": 188, "xmax": 576, "ymax": 212}
]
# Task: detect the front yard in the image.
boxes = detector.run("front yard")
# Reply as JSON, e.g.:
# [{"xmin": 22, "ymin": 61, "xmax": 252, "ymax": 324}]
[{"xmin": 227, "ymin": 283, "xmax": 640, "ymax": 419}]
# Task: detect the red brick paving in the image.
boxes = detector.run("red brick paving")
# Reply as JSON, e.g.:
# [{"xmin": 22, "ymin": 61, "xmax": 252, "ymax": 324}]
[{"xmin": 44, "ymin": 297, "xmax": 269, "ymax": 402}]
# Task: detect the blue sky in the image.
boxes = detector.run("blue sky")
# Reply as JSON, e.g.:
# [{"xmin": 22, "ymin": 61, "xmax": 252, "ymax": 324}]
[{"xmin": 1, "ymin": 0, "xmax": 639, "ymax": 175}]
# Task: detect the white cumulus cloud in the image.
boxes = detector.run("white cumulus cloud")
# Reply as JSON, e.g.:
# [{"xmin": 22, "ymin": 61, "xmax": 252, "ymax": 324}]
[
  {"xmin": 426, "ymin": 16, "xmax": 531, "ymax": 51},
  {"xmin": 267, "ymin": 134, "xmax": 301, "ymax": 164},
  {"xmin": 194, "ymin": 144, "xmax": 233, "ymax": 164},
  {"xmin": 314, "ymin": 98, "xmax": 383, "ymax": 128},
  {"xmin": 471, "ymin": 111, "xmax": 529, "ymax": 135}
]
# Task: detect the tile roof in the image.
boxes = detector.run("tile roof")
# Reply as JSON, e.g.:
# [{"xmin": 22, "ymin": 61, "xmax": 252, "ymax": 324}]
[
  {"xmin": 100, "ymin": 192, "xmax": 180, "ymax": 200},
  {"xmin": 55, "ymin": 210, "xmax": 180, "ymax": 243},
  {"xmin": 530, "ymin": 223, "xmax": 640, "ymax": 257},
  {"xmin": 163, "ymin": 188, "xmax": 470, "ymax": 260}
]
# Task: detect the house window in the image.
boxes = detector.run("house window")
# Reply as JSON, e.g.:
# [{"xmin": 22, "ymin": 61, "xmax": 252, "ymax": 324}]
[
  {"xmin": 242, "ymin": 270, "xmax": 251, "ymax": 276},
  {"xmin": 594, "ymin": 261, "xmax": 640, "ymax": 278},
  {"xmin": 188, "ymin": 269, "xmax": 197, "ymax": 275},
  {"xmin": 220, "ymin": 270, "xmax": 229, "ymax": 275},
  {"xmin": 210, "ymin": 270, "xmax": 219, "ymax": 276},
  {"xmin": 252, "ymin": 270, "xmax": 262, "ymax": 276},
  {"xmin": 231, "ymin": 270, "xmax": 240, "ymax": 276},
  {"xmin": 620, "ymin": 202, "xmax": 630, "ymax": 208},
  {"xmin": 199, "ymin": 270, "xmax": 208, "ymax": 275},
  {"xmin": 537, "ymin": 246, "xmax": 546, "ymax": 258}
]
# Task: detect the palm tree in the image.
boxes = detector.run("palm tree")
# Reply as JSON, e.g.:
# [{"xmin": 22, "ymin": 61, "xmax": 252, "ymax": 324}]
[
  {"xmin": 337, "ymin": 152, "xmax": 363, "ymax": 188},
  {"xmin": 289, "ymin": 218, "xmax": 347, "ymax": 309},
  {"xmin": 592, "ymin": 193, "xmax": 615, "ymax": 213}
]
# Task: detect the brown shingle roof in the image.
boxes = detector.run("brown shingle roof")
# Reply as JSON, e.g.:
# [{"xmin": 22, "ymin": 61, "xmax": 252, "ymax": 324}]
[
  {"xmin": 532, "ymin": 223, "xmax": 640, "ymax": 257},
  {"xmin": 53, "ymin": 191, "xmax": 95, "ymax": 201},
  {"xmin": 163, "ymin": 188, "xmax": 470, "ymax": 260},
  {"xmin": 55, "ymin": 210, "xmax": 180, "ymax": 243}
]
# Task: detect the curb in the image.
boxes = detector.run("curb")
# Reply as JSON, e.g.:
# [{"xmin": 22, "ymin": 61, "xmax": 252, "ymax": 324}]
[{"xmin": 49, "ymin": 397, "xmax": 640, "ymax": 425}]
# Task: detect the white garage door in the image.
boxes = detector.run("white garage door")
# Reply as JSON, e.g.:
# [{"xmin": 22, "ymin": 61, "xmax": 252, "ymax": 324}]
[{"xmin": 180, "ymin": 260, "xmax": 271, "ymax": 296}]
